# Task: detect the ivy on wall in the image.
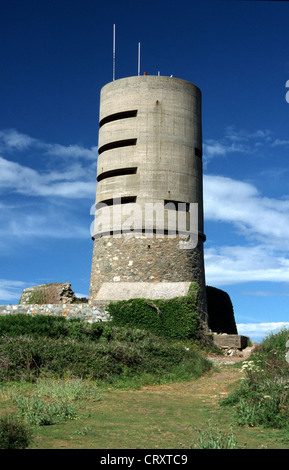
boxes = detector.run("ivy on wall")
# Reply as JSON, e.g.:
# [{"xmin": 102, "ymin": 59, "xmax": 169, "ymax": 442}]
[{"xmin": 107, "ymin": 282, "xmax": 200, "ymax": 340}]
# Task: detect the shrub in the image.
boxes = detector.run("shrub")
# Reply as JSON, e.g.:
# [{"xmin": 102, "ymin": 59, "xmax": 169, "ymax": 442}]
[
  {"xmin": 254, "ymin": 327, "xmax": 289, "ymax": 362},
  {"xmin": 0, "ymin": 312, "xmax": 212, "ymax": 385},
  {"xmin": 107, "ymin": 283, "xmax": 200, "ymax": 340},
  {"xmin": 222, "ymin": 329, "xmax": 289, "ymax": 429},
  {"xmin": 0, "ymin": 314, "xmax": 68, "ymax": 338},
  {"xmin": 0, "ymin": 314, "xmax": 104, "ymax": 342},
  {"xmin": 0, "ymin": 328, "xmax": 211, "ymax": 383},
  {"xmin": 0, "ymin": 414, "xmax": 33, "ymax": 449}
]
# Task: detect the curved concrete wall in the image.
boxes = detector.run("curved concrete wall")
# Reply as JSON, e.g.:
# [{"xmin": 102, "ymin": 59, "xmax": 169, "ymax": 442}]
[{"xmin": 92, "ymin": 75, "xmax": 204, "ymax": 237}]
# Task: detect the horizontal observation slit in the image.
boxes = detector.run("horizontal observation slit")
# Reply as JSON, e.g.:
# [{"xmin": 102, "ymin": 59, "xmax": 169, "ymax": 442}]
[
  {"xmin": 95, "ymin": 196, "xmax": 137, "ymax": 210},
  {"xmin": 98, "ymin": 138, "xmax": 137, "ymax": 155},
  {"xmin": 97, "ymin": 167, "xmax": 137, "ymax": 183},
  {"xmin": 99, "ymin": 110, "xmax": 138, "ymax": 127},
  {"xmin": 164, "ymin": 200, "xmax": 190, "ymax": 212}
]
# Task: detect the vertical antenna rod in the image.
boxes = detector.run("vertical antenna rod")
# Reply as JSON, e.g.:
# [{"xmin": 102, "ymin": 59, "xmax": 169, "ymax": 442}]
[
  {"xmin": 138, "ymin": 42, "xmax": 140, "ymax": 76},
  {"xmin": 113, "ymin": 24, "xmax": 116, "ymax": 81}
]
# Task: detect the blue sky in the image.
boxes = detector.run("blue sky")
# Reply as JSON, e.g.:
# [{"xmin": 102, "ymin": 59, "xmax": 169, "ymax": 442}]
[{"xmin": 1, "ymin": 0, "xmax": 289, "ymax": 342}]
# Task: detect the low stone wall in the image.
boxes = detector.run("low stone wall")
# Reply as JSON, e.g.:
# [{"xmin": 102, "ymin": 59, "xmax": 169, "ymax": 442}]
[{"xmin": 0, "ymin": 304, "xmax": 111, "ymax": 323}]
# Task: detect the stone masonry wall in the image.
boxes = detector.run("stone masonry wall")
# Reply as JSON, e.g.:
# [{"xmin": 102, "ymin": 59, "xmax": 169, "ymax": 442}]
[
  {"xmin": 89, "ymin": 234, "xmax": 208, "ymax": 323},
  {"xmin": 0, "ymin": 304, "xmax": 111, "ymax": 323},
  {"xmin": 90, "ymin": 236, "xmax": 206, "ymax": 288}
]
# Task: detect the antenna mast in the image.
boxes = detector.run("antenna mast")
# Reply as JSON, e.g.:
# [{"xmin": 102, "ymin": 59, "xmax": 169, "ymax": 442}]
[
  {"xmin": 138, "ymin": 42, "xmax": 140, "ymax": 76},
  {"xmin": 113, "ymin": 24, "xmax": 116, "ymax": 81}
]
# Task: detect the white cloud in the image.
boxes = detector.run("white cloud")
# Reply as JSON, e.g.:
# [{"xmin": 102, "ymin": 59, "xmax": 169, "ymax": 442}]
[
  {"xmin": 0, "ymin": 127, "xmax": 98, "ymax": 199},
  {"xmin": 203, "ymin": 140, "xmax": 246, "ymax": 166},
  {"xmin": 203, "ymin": 126, "xmax": 272, "ymax": 166},
  {"xmin": 204, "ymin": 174, "xmax": 289, "ymax": 247},
  {"xmin": 205, "ymin": 244, "xmax": 289, "ymax": 286},
  {"xmin": 0, "ymin": 279, "xmax": 27, "ymax": 302},
  {"xmin": 225, "ymin": 127, "xmax": 272, "ymax": 143},
  {"xmin": 202, "ymin": 171, "xmax": 289, "ymax": 286},
  {"xmin": 33, "ymin": 180, "xmax": 96, "ymax": 199},
  {"xmin": 0, "ymin": 155, "xmax": 96, "ymax": 199},
  {"xmin": 0, "ymin": 129, "xmax": 37, "ymax": 151},
  {"xmin": 45, "ymin": 143, "xmax": 98, "ymax": 160},
  {"xmin": 270, "ymin": 139, "xmax": 289, "ymax": 147},
  {"xmin": 237, "ymin": 322, "xmax": 289, "ymax": 340},
  {"xmin": 0, "ymin": 206, "xmax": 90, "ymax": 240},
  {"xmin": 0, "ymin": 128, "xmax": 98, "ymax": 160},
  {"xmin": 0, "ymin": 129, "xmax": 99, "ymax": 242}
]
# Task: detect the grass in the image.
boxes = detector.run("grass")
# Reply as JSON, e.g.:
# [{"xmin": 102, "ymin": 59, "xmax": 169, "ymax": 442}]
[
  {"xmin": 1, "ymin": 364, "xmax": 288, "ymax": 449},
  {"xmin": 1, "ymin": 315, "xmax": 289, "ymax": 449}
]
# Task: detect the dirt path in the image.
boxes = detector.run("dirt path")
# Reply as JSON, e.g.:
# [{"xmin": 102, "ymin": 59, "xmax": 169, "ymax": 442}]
[
  {"xmin": 206, "ymin": 344, "xmax": 256, "ymax": 364},
  {"xmin": 134, "ymin": 346, "xmax": 256, "ymax": 399}
]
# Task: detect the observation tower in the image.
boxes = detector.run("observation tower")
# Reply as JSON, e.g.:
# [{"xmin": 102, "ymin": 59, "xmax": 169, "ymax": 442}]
[{"xmin": 89, "ymin": 75, "xmax": 208, "ymax": 323}]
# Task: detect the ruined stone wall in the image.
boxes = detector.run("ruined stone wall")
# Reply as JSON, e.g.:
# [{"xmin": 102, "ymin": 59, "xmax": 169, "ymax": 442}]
[{"xmin": 19, "ymin": 283, "xmax": 80, "ymax": 305}]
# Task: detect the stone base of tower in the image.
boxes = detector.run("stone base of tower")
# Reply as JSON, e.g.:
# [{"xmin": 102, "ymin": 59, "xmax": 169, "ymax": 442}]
[{"xmin": 89, "ymin": 234, "xmax": 208, "ymax": 325}]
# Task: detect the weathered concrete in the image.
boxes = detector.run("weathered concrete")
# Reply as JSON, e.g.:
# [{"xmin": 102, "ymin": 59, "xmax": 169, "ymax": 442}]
[
  {"xmin": 212, "ymin": 334, "xmax": 249, "ymax": 350},
  {"xmin": 94, "ymin": 281, "xmax": 191, "ymax": 301},
  {"xmin": 92, "ymin": 75, "xmax": 204, "ymax": 236}
]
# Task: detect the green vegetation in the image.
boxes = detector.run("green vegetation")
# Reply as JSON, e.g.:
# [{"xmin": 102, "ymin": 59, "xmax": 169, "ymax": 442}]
[
  {"xmin": 107, "ymin": 282, "xmax": 200, "ymax": 340},
  {"xmin": 192, "ymin": 420, "xmax": 246, "ymax": 449},
  {"xmin": 1, "ymin": 314, "xmax": 289, "ymax": 448},
  {"xmin": 0, "ymin": 314, "xmax": 211, "ymax": 385},
  {"xmin": 15, "ymin": 394, "xmax": 78, "ymax": 426},
  {"xmin": 0, "ymin": 313, "xmax": 104, "ymax": 340},
  {"xmin": 0, "ymin": 414, "xmax": 33, "ymax": 449},
  {"xmin": 0, "ymin": 312, "xmax": 213, "ymax": 448},
  {"xmin": 221, "ymin": 327, "xmax": 289, "ymax": 429}
]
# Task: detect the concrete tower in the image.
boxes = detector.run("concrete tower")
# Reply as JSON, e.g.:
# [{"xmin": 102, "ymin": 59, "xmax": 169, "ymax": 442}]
[{"xmin": 89, "ymin": 75, "xmax": 208, "ymax": 324}]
